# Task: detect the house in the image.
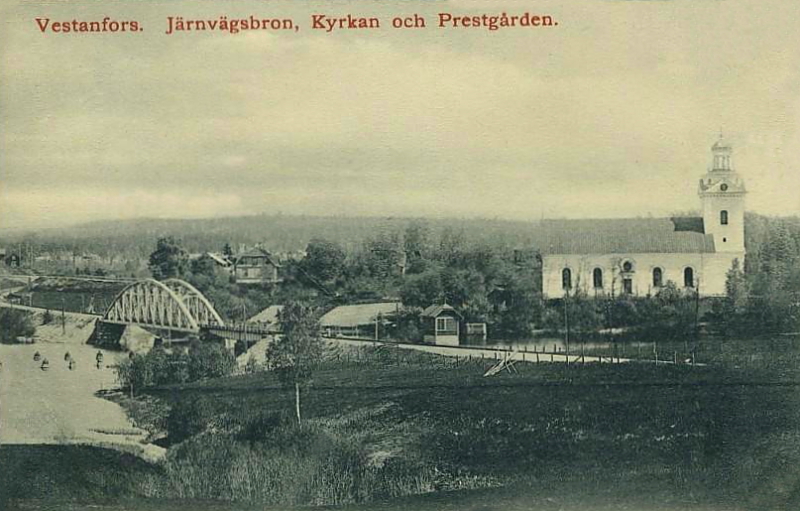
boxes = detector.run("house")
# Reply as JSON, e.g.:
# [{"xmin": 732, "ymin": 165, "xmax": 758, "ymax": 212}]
[
  {"xmin": 420, "ymin": 303, "xmax": 462, "ymax": 346},
  {"xmin": 3, "ymin": 252, "xmax": 21, "ymax": 268},
  {"xmin": 539, "ymin": 136, "xmax": 746, "ymax": 298},
  {"xmin": 320, "ymin": 302, "xmax": 400, "ymax": 338},
  {"xmin": 232, "ymin": 247, "xmax": 281, "ymax": 285}
]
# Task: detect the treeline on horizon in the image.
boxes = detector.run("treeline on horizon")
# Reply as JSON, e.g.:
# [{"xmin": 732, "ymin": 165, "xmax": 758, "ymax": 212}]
[
  {"xmin": 2, "ymin": 212, "xmax": 800, "ymax": 261},
  {"xmin": 0, "ymin": 214, "xmax": 540, "ymax": 259}
]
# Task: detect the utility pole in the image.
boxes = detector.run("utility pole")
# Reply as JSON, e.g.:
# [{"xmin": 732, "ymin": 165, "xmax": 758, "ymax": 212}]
[
  {"xmin": 242, "ymin": 302, "xmax": 248, "ymax": 352},
  {"xmin": 61, "ymin": 297, "xmax": 66, "ymax": 336},
  {"xmin": 563, "ymin": 292, "xmax": 570, "ymax": 366},
  {"xmin": 694, "ymin": 277, "xmax": 701, "ymax": 335}
]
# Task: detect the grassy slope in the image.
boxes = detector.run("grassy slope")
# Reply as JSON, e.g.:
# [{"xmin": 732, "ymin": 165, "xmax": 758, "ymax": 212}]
[
  {"xmin": 140, "ymin": 348, "xmax": 800, "ymax": 508},
  {"xmin": 6, "ymin": 347, "xmax": 800, "ymax": 510}
]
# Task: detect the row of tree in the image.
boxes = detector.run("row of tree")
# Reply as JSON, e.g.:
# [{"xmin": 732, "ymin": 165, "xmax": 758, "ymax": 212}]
[{"xmin": 143, "ymin": 213, "xmax": 800, "ymax": 340}]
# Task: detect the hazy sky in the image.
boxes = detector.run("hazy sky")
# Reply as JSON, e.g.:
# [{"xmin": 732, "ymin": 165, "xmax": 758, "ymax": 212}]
[{"xmin": 1, "ymin": 0, "xmax": 799, "ymax": 229}]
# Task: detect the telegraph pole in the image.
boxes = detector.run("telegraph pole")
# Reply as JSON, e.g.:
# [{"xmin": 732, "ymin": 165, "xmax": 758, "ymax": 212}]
[{"xmin": 563, "ymin": 292, "xmax": 570, "ymax": 366}]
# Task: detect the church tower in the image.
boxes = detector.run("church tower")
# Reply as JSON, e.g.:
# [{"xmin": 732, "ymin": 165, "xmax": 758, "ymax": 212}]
[{"xmin": 698, "ymin": 135, "xmax": 746, "ymax": 253}]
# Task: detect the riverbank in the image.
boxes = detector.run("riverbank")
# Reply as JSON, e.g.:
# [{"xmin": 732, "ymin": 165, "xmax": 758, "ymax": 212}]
[{"xmin": 0, "ymin": 311, "xmax": 165, "ymax": 462}]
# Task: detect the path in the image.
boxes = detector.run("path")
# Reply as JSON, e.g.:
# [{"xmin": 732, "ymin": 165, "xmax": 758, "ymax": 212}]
[{"xmin": 327, "ymin": 336, "xmax": 637, "ymax": 365}]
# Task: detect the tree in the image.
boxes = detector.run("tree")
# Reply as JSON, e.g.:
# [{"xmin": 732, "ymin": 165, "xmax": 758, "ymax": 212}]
[
  {"xmin": 490, "ymin": 268, "xmax": 542, "ymax": 339},
  {"xmin": 300, "ymin": 238, "xmax": 347, "ymax": 282},
  {"xmin": 187, "ymin": 341, "xmax": 236, "ymax": 380},
  {"xmin": 725, "ymin": 258, "xmax": 748, "ymax": 314},
  {"xmin": 400, "ymin": 268, "xmax": 443, "ymax": 308},
  {"xmin": 148, "ymin": 237, "xmax": 188, "ymax": 280},
  {"xmin": 190, "ymin": 253, "xmax": 219, "ymax": 278},
  {"xmin": 0, "ymin": 309, "xmax": 35, "ymax": 343},
  {"xmin": 363, "ymin": 232, "xmax": 403, "ymax": 279},
  {"xmin": 265, "ymin": 302, "xmax": 325, "ymax": 423},
  {"xmin": 223, "ymin": 243, "xmax": 234, "ymax": 258},
  {"xmin": 403, "ymin": 221, "xmax": 431, "ymax": 274}
]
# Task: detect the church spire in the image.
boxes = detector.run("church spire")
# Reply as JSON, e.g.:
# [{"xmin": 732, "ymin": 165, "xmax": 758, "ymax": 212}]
[{"xmin": 710, "ymin": 132, "xmax": 733, "ymax": 171}]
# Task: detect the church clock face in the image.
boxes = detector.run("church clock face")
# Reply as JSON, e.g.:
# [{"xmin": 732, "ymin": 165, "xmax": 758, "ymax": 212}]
[{"xmin": 720, "ymin": 183, "xmax": 728, "ymax": 192}]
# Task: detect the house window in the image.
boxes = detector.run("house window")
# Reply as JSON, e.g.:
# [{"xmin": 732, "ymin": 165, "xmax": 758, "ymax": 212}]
[
  {"xmin": 652, "ymin": 267, "xmax": 663, "ymax": 288},
  {"xmin": 720, "ymin": 210, "xmax": 728, "ymax": 225},
  {"xmin": 622, "ymin": 260, "xmax": 633, "ymax": 272},
  {"xmin": 623, "ymin": 278, "xmax": 633, "ymax": 294},
  {"xmin": 593, "ymin": 268, "xmax": 603, "ymax": 289},
  {"xmin": 436, "ymin": 317, "xmax": 457, "ymax": 335},
  {"xmin": 684, "ymin": 267, "xmax": 694, "ymax": 288},
  {"xmin": 562, "ymin": 268, "xmax": 572, "ymax": 290}
]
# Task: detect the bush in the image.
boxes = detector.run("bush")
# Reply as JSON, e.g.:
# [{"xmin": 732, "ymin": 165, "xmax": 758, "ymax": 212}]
[
  {"xmin": 187, "ymin": 341, "xmax": 236, "ymax": 381},
  {"xmin": 166, "ymin": 394, "xmax": 220, "ymax": 443},
  {"xmin": 163, "ymin": 423, "xmax": 375, "ymax": 505},
  {"xmin": 0, "ymin": 308, "xmax": 35, "ymax": 343},
  {"xmin": 115, "ymin": 342, "xmax": 233, "ymax": 394}
]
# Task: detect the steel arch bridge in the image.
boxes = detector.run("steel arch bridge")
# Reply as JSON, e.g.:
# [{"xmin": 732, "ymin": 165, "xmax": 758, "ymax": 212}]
[{"xmin": 103, "ymin": 278, "xmax": 225, "ymax": 332}]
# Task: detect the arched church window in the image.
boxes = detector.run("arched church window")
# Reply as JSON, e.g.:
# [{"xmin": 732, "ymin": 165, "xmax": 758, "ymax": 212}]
[
  {"xmin": 720, "ymin": 210, "xmax": 728, "ymax": 225},
  {"xmin": 562, "ymin": 268, "xmax": 572, "ymax": 290},
  {"xmin": 593, "ymin": 268, "xmax": 603, "ymax": 289},
  {"xmin": 684, "ymin": 267, "xmax": 694, "ymax": 288},
  {"xmin": 653, "ymin": 267, "xmax": 663, "ymax": 288}
]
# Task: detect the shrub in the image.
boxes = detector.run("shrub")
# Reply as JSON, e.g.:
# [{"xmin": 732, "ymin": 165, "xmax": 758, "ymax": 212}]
[
  {"xmin": 163, "ymin": 423, "xmax": 373, "ymax": 505},
  {"xmin": 187, "ymin": 341, "xmax": 236, "ymax": 381},
  {"xmin": 0, "ymin": 308, "xmax": 35, "ymax": 343},
  {"xmin": 166, "ymin": 394, "xmax": 220, "ymax": 443}
]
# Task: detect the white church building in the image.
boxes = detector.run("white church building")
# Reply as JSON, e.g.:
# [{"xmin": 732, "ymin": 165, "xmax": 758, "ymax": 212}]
[{"xmin": 540, "ymin": 137, "xmax": 746, "ymax": 298}]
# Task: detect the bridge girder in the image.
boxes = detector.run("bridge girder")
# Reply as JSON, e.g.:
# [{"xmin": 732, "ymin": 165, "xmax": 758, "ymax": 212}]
[{"xmin": 103, "ymin": 278, "xmax": 224, "ymax": 332}]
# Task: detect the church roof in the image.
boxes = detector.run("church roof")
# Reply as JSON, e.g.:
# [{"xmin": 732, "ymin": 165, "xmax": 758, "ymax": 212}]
[
  {"xmin": 536, "ymin": 217, "xmax": 715, "ymax": 255},
  {"xmin": 712, "ymin": 137, "xmax": 731, "ymax": 151}
]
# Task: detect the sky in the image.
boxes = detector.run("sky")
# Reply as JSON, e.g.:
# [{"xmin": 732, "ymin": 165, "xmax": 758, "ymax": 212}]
[{"xmin": 1, "ymin": 0, "xmax": 799, "ymax": 230}]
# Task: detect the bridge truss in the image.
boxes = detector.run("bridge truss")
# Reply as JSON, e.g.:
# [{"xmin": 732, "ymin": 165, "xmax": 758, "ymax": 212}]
[{"xmin": 103, "ymin": 278, "xmax": 224, "ymax": 332}]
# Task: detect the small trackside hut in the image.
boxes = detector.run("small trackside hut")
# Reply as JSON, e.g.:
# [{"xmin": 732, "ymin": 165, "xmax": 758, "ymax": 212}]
[{"xmin": 420, "ymin": 303, "xmax": 462, "ymax": 346}]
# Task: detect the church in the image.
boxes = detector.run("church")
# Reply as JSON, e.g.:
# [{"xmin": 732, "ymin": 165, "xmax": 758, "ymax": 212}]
[{"xmin": 540, "ymin": 137, "xmax": 746, "ymax": 298}]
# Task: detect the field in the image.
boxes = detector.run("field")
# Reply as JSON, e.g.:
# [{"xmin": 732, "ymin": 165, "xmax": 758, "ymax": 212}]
[
  {"xmin": 22, "ymin": 278, "xmax": 126, "ymax": 315},
  {"xmin": 4, "ymin": 341, "xmax": 800, "ymax": 510}
]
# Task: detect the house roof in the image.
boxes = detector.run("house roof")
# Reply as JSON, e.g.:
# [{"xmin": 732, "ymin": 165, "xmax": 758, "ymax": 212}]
[
  {"xmin": 248, "ymin": 305, "xmax": 283, "ymax": 325},
  {"xmin": 420, "ymin": 303, "xmax": 462, "ymax": 319},
  {"xmin": 320, "ymin": 302, "xmax": 400, "ymax": 327},
  {"xmin": 535, "ymin": 217, "xmax": 715, "ymax": 255},
  {"xmin": 206, "ymin": 252, "xmax": 232, "ymax": 266},
  {"xmin": 234, "ymin": 247, "xmax": 281, "ymax": 267}
]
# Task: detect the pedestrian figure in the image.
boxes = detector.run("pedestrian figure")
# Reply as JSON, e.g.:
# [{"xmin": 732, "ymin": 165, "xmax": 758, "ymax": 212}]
[
  {"xmin": 33, "ymin": 351, "xmax": 41, "ymax": 362},
  {"xmin": 64, "ymin": 352, "xmax": 71, "ymax": 362},
  {"xmin": 40, "ymin": 358, "xmax": 49, "ymax": 371},
  {"xmin": 68, "ymin": 359, "xmax": 76, "ymax": 371},
  {"xmin": 95, "ymin": 351, "xmax": 104, "ymax": 369}
]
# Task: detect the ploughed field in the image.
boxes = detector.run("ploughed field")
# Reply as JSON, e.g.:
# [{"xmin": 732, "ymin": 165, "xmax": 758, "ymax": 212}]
[{"xmin": 4, "ymin": 344, "xmax": 800, "ymax": 510}]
